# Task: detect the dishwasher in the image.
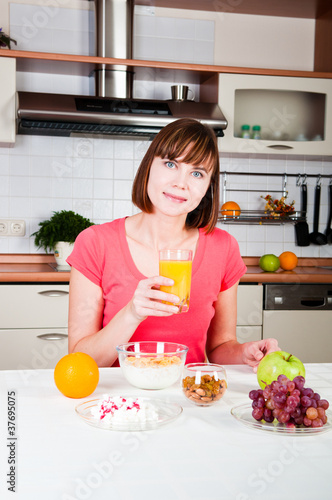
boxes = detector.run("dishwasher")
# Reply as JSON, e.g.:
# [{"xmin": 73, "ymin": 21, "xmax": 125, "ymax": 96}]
[{"xmin": 262, "ymin": 284, "xmax": 332, "ymax": 363}]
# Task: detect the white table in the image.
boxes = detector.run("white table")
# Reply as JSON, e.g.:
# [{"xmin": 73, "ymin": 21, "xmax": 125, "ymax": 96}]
[{"xmin": 0, "ymin": 364, "xmax": 331, "ymax": 500}]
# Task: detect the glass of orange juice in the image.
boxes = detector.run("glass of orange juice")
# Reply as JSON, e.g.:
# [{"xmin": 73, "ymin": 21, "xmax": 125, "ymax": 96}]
[{"xmin": 159, "ymin": 249, "xmax": 193, "ymax": 313}]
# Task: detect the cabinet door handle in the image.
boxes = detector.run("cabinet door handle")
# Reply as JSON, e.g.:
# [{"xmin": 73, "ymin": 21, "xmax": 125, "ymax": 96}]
[
  {"xmin": 37, "ymin": 333, "xmax": 68, "ymax": 341},
  {"xmin": 267, "ymin": 144, "xmax": 294, "ymax": 150},
  {"xmin": 38, "ymin": 290, "xmax": 69, "ymax": 297},
  {"xmin": 300, "ymin": 298, "xmax": 325, "ymax": 308}
]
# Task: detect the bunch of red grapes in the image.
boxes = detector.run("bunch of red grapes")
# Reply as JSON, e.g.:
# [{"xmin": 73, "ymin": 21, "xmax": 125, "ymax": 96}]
[{"xmin": 249, "ymin": 375, "xmax": 329, "ymax": 428}]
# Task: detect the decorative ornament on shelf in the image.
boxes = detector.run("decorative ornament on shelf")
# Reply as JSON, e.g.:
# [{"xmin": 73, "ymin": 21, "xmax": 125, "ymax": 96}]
[
  {"xmin": 261, "ymin": 193, "xmax": 295, "ymax": 218},
  {"xmin": 0, "ymin": 28, "xmax": 17, "ymax": 49}
]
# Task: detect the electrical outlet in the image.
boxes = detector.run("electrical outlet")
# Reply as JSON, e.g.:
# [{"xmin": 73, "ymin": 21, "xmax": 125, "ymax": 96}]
[
  {"xmin": 0, "ymin": 220, "xmax": 25, "ymax": 236},
  {"xmin": 0, "ymin": 220, "xmax": 9, "ymax": 235},
  {"xmin": 10, "ymin": 220, "xmax": 26, "ymax": 236}
]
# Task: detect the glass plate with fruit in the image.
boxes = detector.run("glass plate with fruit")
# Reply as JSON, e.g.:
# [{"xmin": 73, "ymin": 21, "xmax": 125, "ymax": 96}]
[
  {"xmin": 231, "ymin": 369, "xmax": 331, "ymax": 435},
  {"xmin": 231, "ymin": 403, "xmax": 332, "ymax": 434}
]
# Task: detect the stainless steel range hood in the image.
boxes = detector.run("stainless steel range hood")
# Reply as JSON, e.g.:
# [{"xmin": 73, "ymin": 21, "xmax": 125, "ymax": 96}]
[
  {"xmin": 16, "ymin": 91, "xmax": 227, "ymax": 139},
  {"xmin": 16, "ymin": 0, "xmax": 227, "ymax": 139}
]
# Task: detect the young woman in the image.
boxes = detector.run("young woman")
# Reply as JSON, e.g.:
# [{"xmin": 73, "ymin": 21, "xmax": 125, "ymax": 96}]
[{"xmin": 67, "ymin": 118, "xmax": 279, "ymax": 369}]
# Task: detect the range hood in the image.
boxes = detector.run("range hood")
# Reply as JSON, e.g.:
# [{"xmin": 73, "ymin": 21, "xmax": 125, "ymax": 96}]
[
  {"xmin": 16, "ymin": 91, "xmax": 227, "ymax": 139},
  {"xmin": 16, "ymin": 0, "xmax": 227, "ymax": 139}
]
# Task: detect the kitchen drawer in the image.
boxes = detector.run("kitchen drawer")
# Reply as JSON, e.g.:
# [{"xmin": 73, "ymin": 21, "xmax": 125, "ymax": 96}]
[
  {"xmin": 237, "ymin": 284, "xmax": 263, "ymax": 326},
  {"xmin": 0, "ymin": 328, "xmax": 68, "ymax": 370},
  {"xmin": 236, "ymin": 326, "xmax": 262, "ymax": 344},
  {"xmin": 0, "ymin": 284, "xmax": 69, "ymax": 328}
]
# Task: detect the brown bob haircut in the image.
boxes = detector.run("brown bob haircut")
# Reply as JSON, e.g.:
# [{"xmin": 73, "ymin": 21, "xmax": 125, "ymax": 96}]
[{"xmin": 132, "ymin": 118, "xmax": 220, "ymax": 233}]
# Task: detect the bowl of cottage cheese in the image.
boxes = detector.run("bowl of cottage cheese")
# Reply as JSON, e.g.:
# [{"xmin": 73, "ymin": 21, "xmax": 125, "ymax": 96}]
[{"xmin": 116, "ymin": 341, "xmax": 188, "ymax": 390}]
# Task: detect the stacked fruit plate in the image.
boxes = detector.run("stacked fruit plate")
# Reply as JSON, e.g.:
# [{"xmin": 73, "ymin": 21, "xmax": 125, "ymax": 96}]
[{"xmin": 231, "ymin": 352, "xmax": 331, "ymax": 434}]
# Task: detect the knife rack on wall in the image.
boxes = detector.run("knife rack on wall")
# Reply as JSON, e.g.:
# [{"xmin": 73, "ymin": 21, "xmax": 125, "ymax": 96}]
[{"xmin": 218, "ymin": 171, "xmax": 332, "ymax": 224}]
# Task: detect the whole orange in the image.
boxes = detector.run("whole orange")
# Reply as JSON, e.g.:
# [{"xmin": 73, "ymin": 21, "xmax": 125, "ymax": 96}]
[
  {"xmin": 279, "ymin": 251, "xmax": 298, "ymax": 271},
  {"xmin": 54, "ymin": 352, "xmax": 99, "ymax": 399},
  {"xmin": 221, "ymin": 201, "xmax": 241, "ymax": 218}
]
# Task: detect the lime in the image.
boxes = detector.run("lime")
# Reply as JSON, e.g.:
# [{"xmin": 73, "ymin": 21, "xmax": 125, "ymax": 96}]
[{"xmin": 259, "ymin": 254, "xmax": 280, "ymax": 272}]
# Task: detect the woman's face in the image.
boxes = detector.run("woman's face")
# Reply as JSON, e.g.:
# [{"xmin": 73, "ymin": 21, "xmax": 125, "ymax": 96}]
[{"xmin": 147, "ymin": 155, "xmax": 212, "ymax": 218}]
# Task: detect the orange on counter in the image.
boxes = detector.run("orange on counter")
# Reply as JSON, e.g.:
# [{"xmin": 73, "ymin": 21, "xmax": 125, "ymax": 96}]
[
  {"xmin": 221, "ymin": 201, "xmax": 241, "ymax": 217},
  {"xmin": 54, "ymin": 352, "xmax": 99, "ymax": 398},
  {"xmin": 279, "ymin": 251, "xmax": 298, "ymax": 271}
]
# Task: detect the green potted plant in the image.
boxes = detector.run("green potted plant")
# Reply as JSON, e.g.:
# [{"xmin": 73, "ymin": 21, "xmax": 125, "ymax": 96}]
[
  {"xmin": 32, "ymin": 210, "xmax": 94, "ymax": 266},
  {"xmin": 0, "ymin": 28, "xmax": 17, "ymax": 49}
]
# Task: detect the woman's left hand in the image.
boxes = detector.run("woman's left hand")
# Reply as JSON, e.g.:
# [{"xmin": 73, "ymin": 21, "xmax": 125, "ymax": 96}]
[{"xmin": 242, "ymin": 338, "xmax": 281, "ymax": 372}]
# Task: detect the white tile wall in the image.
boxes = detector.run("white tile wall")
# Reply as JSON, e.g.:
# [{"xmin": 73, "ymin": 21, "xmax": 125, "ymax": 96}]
[
  {"xmin": 9, "ymin": 3, "xmax": 94, "ymax": 55},
  {"xmin": 1, "ymin": 134, "xmax": 331, "ymax": 257},
  {"xmin": 134, "ymin": 10, "xmax": 215, "ymax": 65},
  {"xmin": 218, "ymin": 155, "xmax": 332, "ymax": 258},
  {"xmin": 1, "ymin": 2, "xmax": 331, "ymax": 258}
]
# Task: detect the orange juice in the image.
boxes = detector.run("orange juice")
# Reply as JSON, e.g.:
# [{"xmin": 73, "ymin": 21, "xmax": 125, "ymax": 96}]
[{"xmin": 159, "ymin": 259, "xmax": 192, "ymax": 313}]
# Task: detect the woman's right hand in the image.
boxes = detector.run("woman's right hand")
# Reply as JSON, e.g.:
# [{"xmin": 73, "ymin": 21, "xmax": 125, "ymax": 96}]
[{"xmin": 129, "ymin": 276, "xmax": 180, "ymax": 321}]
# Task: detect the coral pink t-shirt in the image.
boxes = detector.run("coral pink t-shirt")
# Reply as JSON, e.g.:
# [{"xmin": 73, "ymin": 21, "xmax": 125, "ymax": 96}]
[{"xmin": 67, "ymin": 218, "xmax": 247, "ymax": 365}]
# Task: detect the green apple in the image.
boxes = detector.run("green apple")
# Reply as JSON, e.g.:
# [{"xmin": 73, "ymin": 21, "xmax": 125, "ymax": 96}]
[
  {"xmin": 257, "ymin": 351, "xmax": 305, "ymax": 389},
  {"xmin": 259, "ymin": 254, "xmax": 280, "ymax": 272}
]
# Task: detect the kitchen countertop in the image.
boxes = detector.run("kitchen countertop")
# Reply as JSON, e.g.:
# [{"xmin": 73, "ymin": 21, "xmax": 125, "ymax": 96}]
[
  {"xmin": 242, "ymin": 257, "xmax": 332, "ymax": 284},
  {"xmin": 0, "ymin": 254, "xmax": 331, "ymax": 283},
  {"xmin": 0, "ymin": 364, "xmax": 331, "ymax": 500}
]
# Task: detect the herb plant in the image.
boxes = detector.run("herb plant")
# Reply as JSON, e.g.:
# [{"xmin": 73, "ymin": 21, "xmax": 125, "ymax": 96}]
[
  {"xmin": 32, "ymin": 210, "xmax": 94, "ymax": 253},
  {"xmin": 0, "ymin": 28, "xmax": 17, "ymax": 49}
]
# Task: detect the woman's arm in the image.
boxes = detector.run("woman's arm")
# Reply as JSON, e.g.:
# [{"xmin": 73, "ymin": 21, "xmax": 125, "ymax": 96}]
[
  {"xmin": 206, "ymin": 281, "xmax": 279, "ymax": 370},
  {"xmin": 206, "ymin": 281, "xmax": 243, "ymax": 364},
  {"xmin": 68, "ymin": 267, "xmax": 180, "ymax": 366}
]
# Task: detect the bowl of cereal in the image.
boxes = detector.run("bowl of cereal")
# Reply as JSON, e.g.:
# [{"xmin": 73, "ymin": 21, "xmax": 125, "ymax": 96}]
[
  {"xmin": 182, "ymin": 363, "xmax": 227, "ymax": 406},
  {"xmin": 116, "ymin": 341, "xmax": 189, "ymax": 390}
]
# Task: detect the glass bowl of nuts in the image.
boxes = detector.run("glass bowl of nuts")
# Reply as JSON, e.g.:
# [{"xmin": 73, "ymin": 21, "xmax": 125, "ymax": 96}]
[{"xmin": 182, "ymin": 363, "xmax": 227, "ymax": 406}]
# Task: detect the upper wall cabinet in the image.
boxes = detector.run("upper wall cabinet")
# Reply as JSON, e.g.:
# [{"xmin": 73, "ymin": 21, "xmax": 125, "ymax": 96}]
[
  {"xmin": 0, "ymin": 57, "xmax": 16, "ymax": 147},
  {"xmin": 218, "ymin": 73, "xmax": 332, "ymax": 156}
]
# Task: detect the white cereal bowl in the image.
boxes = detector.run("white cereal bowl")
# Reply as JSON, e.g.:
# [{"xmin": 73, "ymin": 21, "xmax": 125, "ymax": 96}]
[{"xmin": 116, "ymin": 341, "xmax": 189, "ymax": 390}]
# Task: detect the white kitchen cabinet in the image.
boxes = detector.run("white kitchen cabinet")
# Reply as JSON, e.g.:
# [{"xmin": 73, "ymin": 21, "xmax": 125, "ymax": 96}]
[
  {"xmin": 0, "ymin": 328, "xmax": 68, "ymax": 370},
  {"xmin": 236, "ymin": 284, "xmax": 263, "ymax": 343},
  {"xmin": 218, "ymin": 73, "xmax": 332, "ymax": 156},
  {"xmin": 0, "ymin": 283, "xmax": 69, "ymax": 370},
  {"xmin": 0, "ymin": 56, "xmax": 16, "ymax": 147},
  {"xmin": 263, "ymin": 310, "xmax": 332, "ymax": 363},
  {"xmin": 0, "ymin": 284, "xmax": 69, "ymax": 328},
  {"xmin": 236, "ymin": 325, "xmax": 262, "ymax": 344}
]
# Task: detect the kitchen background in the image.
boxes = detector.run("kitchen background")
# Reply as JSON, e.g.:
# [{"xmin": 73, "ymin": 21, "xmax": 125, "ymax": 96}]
[{"xmin": 0, "ymin": 0, "xmax": 331, "ymax": 258}]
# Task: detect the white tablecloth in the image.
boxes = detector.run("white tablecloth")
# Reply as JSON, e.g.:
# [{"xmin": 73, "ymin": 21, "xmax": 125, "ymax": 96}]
[{"xmin": 0, "ymin": 364, "xmax": 331, "ymax": 500}]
